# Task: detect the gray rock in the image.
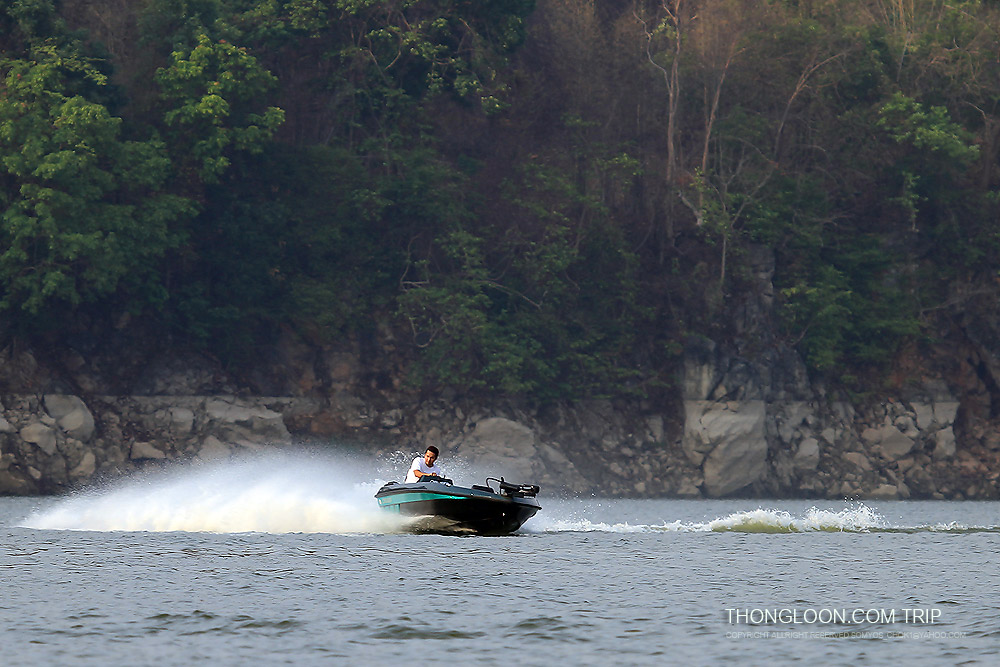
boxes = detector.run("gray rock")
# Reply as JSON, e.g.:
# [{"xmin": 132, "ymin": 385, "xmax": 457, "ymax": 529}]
[
  {"xmin": 878, "ymin": 427, "xmax": 915, "ymax": 460},
  {"xmin": 869, "ymin": 483, "xmax": 899, "ymax": 499},
  {"xmin": 0, "ymin": 468, "xmax": 36, "ymax": 495},
  {"xmin": 839, "ymin": 480, "xmax": 858, "ymax": 497},
  {"xmin": 43, "ymin": 395, "xmax": 95, "ymax": 442},
  {"xmin": 170, "ymin": 407, "xmax": 195, "ymax": 435},
  {"xmin": 894, "ymin": 415, "xmax": 918, "ymax": 437},
  {"xmin": 379, "ymin": 409, "xmax": 404, "ymax": 429},
  {"xmin": 647, "ymin": 415, "xmax": 664, "ymax": 442},
  {"xmin": 204, "ymin": 398, "xmax": 290, "ymax": 441},
  {"xmin": 912, "ymin": 403, "xmax": 935, "ymax": 430},
  {"xmin": 776, "ymin": 402, "xmax": 812, "ymax": 443},
  {"xmin": 832, "ymin": 401, "xmax": 856, "ymax": 423},
  {"xmin": 933, "ymin": 402, "xmax": 959, "ymax": 426},
  {"xmin": 863, "ymin": 424, "xmax": 915, "ymax": 459},
  {"xmin": 20, "ymin": 423, "xmax": 57, "ymax": 456},
  {"xmin": 844, "ymin": 451, "xmax": 872, "ymax": 471},
  {"xmin": 793, "ymin": 437, "xmax": 821, "ymax": 470},
  {"xmin": 675, "ymin": 478, "xmax": 703, "ymax": 498},
  {"xmin": 861, "ymin": 426, "xmax": 882, "ymax": 444},
  {"xmin": 43, "ymin": 394, "xmax": 83, "ymax": 420},
  {"xmin": 204, "ymin": 398, "xmax": 254, "ymax": 423},
  {"xmin": 693, "ymin": 400, "xmax": 768, "ymax": 496},
  {"xmin": 932, "ymin": 427, "xmax": 956, "ymax": 459},
  {"xmin": 70, "ymin": 451, "xmax": 96, "ymax": 479},
  {"xmin": 681, "ymin": 401, "xmax": 715, "ymax": 465},
  {"xmin": 329, "ymin": 392, "xmax": 373, "ymax": 429},
  {"xmin": 0, "ymin": 416, "xmax": 14, "ymax": 434},
  {"xmin": 453, "ymin": 417, "xmax": 539, "ymax": 482},
  {"xmin": 59, "ymin": 408, "xmax": 95, "ymax": 442},
  {"xmin": 198, "ymin": 436, "xmax": 232, "ymax": 461},
  {"xmin": 130, "ymin": 441, "xmax": 166, "ymax": 460},
  {"xmin": 538, "ymin": 443, "xmax": 573, "ymax": 468}
]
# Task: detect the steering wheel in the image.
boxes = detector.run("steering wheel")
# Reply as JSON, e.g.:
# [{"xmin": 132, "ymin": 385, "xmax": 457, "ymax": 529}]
[{"xmin": 421, "ymin": 475, "xmax": 453, "ymax": 484}]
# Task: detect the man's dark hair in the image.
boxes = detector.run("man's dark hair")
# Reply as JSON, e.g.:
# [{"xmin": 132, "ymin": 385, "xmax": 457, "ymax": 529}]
[{"xmin": 426, "ymin": 446, "xmax": 440, "ymax": 456}]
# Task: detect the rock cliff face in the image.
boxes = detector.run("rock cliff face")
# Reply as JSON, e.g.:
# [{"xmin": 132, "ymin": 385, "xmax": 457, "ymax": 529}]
[
  {"xmin": 1, "ymin": 342, "xmax": 996, "ymax": 498},
  {"xmin": 2, "ymin": 247, "xmax": 999, "ymax": 498}
]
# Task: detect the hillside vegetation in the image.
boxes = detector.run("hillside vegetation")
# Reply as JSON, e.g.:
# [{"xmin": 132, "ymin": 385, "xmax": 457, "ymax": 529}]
[{"xmin": 3, "ymin": 0, "xmax": 1000, "ymax": 398}]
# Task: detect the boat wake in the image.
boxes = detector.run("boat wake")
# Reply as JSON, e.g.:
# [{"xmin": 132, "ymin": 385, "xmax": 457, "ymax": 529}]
[{"xmin": 532, "ymin": 505, "xmax": 1000, "ymax": 534}]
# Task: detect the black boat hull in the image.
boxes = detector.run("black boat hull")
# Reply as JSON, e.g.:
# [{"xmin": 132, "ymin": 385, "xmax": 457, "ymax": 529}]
[{"xmin": 375, "ymin": 481, "xmax": 541, "ymax": 535}]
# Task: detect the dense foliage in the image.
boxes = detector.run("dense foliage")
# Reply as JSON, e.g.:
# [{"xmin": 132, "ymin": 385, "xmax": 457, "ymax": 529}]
[{"xmin": 3, "ymin": 0, "xmax": 1000, "ymax": 396}]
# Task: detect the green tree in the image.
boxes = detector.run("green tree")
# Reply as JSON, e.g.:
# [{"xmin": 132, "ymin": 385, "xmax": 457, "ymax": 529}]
[
  {"xmin": 0, "ymin": 6, "xmax": 192, "ymax": 323},
  {"xmin": 154, "ymin": 32, "xmax": 284, "ymax": 185},
  {"xmin": 399, "ymin": 140, "xmax": 646, "ymax": 398}
]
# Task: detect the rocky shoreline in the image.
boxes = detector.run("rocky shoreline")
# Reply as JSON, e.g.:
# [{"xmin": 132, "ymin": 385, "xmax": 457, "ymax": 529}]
[{"xmin": 2, "ymin": 343, "xmax": 997, "ymax": 499}]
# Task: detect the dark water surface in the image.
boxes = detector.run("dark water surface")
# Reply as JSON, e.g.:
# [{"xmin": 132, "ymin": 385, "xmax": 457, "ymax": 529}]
[{"xmin": 2, "ymin": 455, "xmax": 998, "ymax": 665}]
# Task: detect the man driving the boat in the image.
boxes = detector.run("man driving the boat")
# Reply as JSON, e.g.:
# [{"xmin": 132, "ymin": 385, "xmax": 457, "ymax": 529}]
[{"xmin": 405, "ymin": 446, "xmax": 444, "ymax": 483}]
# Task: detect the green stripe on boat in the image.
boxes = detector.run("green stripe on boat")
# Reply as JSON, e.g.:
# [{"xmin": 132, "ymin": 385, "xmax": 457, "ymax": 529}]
[{"xmin": 378, "ymin": 492, "xmax": 467, "ymax": 504}]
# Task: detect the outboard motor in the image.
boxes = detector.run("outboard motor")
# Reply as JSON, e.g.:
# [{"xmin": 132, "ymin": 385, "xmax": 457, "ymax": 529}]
[{"xmin": 490, "ymin": 477, "xmax": 540, "ymax": 497}]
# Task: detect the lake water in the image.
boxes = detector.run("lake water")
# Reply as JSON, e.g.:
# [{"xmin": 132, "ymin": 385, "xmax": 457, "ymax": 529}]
[{"xmin": 1, "ymin": 452, "xmax": 998, "ymax": 665}]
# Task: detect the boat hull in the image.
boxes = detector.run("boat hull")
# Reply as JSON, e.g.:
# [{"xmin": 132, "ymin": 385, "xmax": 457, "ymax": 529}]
[{"xmin": 375, "ymin": 481, "xmax": 541, "ymax": 535}]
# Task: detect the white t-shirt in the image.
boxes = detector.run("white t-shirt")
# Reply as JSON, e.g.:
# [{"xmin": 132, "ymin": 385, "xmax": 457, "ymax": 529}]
[{"xmin": 405, "ymin": 456, "xmax": 444, "ymax": 483}]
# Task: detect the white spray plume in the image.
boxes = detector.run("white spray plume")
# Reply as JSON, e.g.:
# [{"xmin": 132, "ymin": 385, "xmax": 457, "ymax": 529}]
[{"xmin": 21, "ymin": 449, "xmax": 411, "ymax": 534}]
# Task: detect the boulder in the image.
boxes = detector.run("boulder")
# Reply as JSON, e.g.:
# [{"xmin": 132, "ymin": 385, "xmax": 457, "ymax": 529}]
[
  {"xmin": 454, "ymin": 417, "xmax": 539, "ymax": 481},
  {"xmin": 793, "ymin": 437, "xmax": 820, "ymax": 470},
  {"xmin": 70, "ymin": 451, "xmax": 96, "ymax": 479},
  {"xmin": 327, "ymin": 392, "xmax": 374, "ymax": 430},
  {"xmin": 204, "ymin": 398, "xmax": 290, "ymax": 442},
  {"xmin": 20, "ymin": 423, "xmax": 58, "ymax": 456},
  {"xmin": 869, "ymin": 484, "xmax": 899, "ymax": 499},
  {"xmin": 844, "ymin": 451, "xmax": 872, "ymax": 471},
  {"xmin": 839, "ymin": 480, "xmax": 859, "ymax": 497},
  {"xmin": 691, "ymin": 400, "xmax": 768, "ymax": 496},
  {"xmin": 863, "ymin": 424, "xmax": 915, "ymax": 460},
  {"xmin": 681, "ymin": 401, "xmax": 715, "ymax": 466},
  {"xmin": 912, "ymin": 403, "xmax": 935, "ymax": 430},
  {"xmin": 379, "ymin": 409, "xmax": 404, "ymax": 429},
  {"xmin": 59, "ymin": 408, "xmax": 95, "ymax": 442},
  {"xmin": 932, "ymin": 427, "xmax": 956, "ymax": 459},
  {"xmin": 647, "ymin": 415, "xmax": 664, "ymax": 442},
  {"xmin": 197, "ymin": 435, "xmax": 232, "ymax": 461},
  {"xmin": 894, "ymin": 415, "xmax": 919, "ymax": 437},
  {"xmin": 933, "ymin": 401, "xmax": 960, "ymax": 426},
  {"xmin": 130, "ymin": 441, "xmax": 167, "ymax": 460},
  {"xmin": 42, "ymin": 394, "xmax": 82, "ymax": 420},
  {"xmin": 169, "ymin": 407, "xmax": 195, "ymax": 435},
  {"xmin": 675, "ymin": 478, "xmax": 703, "ymax": 498},
  {"xmin": 43, "ymin": 395, "xmax": 95, "ymax": 442},
  {"xmin": 0, "ymin": 468, "xmax": 36, "ymax": 495},
  {"xmin": 776, "ymin": 402, "xmax": 812, "ymax": 443}
]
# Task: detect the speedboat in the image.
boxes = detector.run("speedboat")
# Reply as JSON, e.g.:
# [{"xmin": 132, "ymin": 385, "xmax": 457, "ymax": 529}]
[{"xmin": 375, "ymin": 477, "xmax": 541, "ymax": 535}]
